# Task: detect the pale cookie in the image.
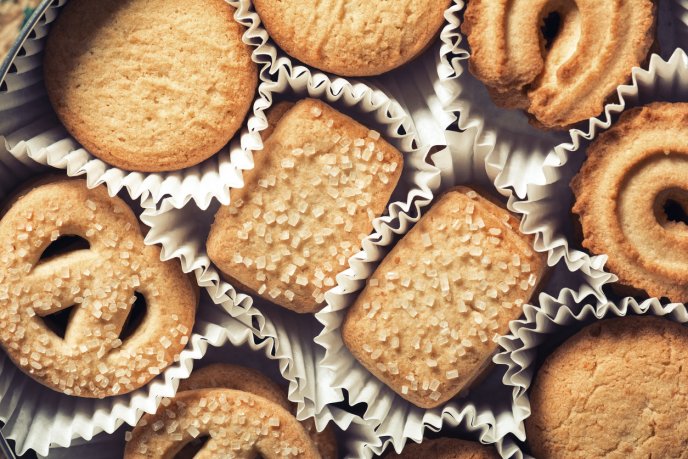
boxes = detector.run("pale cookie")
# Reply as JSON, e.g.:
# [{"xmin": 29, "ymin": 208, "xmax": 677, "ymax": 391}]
[
  {"xmin": 254, "ymin": 0, "xmax": 451, "ymax": 76},
  {"xmin": 178, "ymin": 364, "xmax": 337, "ymax": 459},
  {"xmin": 385, "ymin": 438, "xmax": 499, "ymax": 459},
  {"xmin": 0, "ymin": 179, "xmax": 197, "ymax": 398},
  {"xmin": 124, "ymin": 389, "xmax": 320, "ymax": 458},
  {"xmin": 43, "ymin": 0, "xmax": 257, "ymax": 172},
  {"xmin": 527, "ymin": 317, "xmax": 688, "ymax": 459},
  {"xmin": 343, "ymin": 187, "xmax": 547, "ymax": 408},
  {"xmin": 207, "ymin": 98, "xmax": 403, "ymax": 313}
]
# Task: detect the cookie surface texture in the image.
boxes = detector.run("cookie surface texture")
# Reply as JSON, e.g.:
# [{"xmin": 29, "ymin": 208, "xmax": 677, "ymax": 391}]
[
  {"xmin": 124, "ymin": 388, "xmax": 320, "ymax": 459},
  {"xmin": 385, "ymin": 437, "xmax": 499, "ymax": 459},
  {"xmin": 253, "ymin": 0, "xmax": 451, "ymax": 76},
  {"xmin": 463, "ymin": 0, "xmax": 656, "ymax": 128},
  {"xmin": 527, "ymin": 317, "xmax": 688, "ymax": 459},
  {"xmin": 178, "ymin": 364, "xmax": 337, "ymax": 459},
  {"xmin": 44, "ymin": 0, "xmax": 257, "ymax": 172},
  {"xmin": 207, "ymin": 98, "xmax": 403, "ymax": 313},
  {"xmin": 343, "ymin": 187, "xmax": 546, "ymax": 408},
  {"xmin": 572, "ymin": 102, "xmax": 688, "ymax": 302},
  {"xmin": 0, "ymin": 179, "xmax": 197, "ymax": 398}
]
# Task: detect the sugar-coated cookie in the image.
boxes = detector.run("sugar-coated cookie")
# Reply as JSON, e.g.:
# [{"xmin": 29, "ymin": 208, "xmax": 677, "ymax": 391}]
[
  {"xmin": 0, "ymin": 179, "xmax": 197, "ymax": 398},
  {"xmin": 207, "ymin": 99, "xmax": 403, "ymax": 313},
  {"xmin": 343, "ymin": 188, "xmax": 546, "ymax": 408}
]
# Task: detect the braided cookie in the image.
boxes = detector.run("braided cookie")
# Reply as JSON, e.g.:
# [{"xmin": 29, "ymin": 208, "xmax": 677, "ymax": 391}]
[
  {"xmin": 43, "ymin": 0, "xmax": 257, "ymax": 172},
  {"xmin": 463, "ymin": 0, "xmax": 656, "ymax": 129},
  {"xmin": 253, "ymin": 0, "xmax": 451, "ymax": 76},
  {"xmin": 124, "ymin": 388, "xmax": 320, "ymax": 458},
  {"xmin": 207, "ymin": 99, "xmax": 403, "ymax": 313},
  {"xmin": 527, "ymin": 317, "xmax": 688, "ymax": 459},
  {"xmin": 177, "ymin": 364, "xmax": 337, "ymax": 459},
  {"xmin": 0, "ymin": 179, "xmax": 197, "ymax": 398},
  {"xmin": 385, "ymin": 438, "xmax": 499, "ymax": 459},
  {"xmin": 343, "ymin": 188, "xmax": 547, "ymax": 408},
  {"xmin": 572, "ymin": 102, "xmax": 688, "ymax": 302}
]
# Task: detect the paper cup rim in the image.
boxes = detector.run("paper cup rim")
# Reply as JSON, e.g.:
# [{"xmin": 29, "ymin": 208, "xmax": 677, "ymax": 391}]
[
  {"xmin": 0, "ymin": 0, "xmax": 276, "ymax": 211},
  {"xmin": 494, "ymin": 288, "xmax": 688, "ymax": 459}
]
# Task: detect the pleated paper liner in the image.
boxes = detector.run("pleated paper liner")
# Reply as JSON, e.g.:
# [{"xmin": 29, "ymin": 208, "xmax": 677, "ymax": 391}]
[
  {"xmin": 36, "ymin": 310, "xmax": 381, "ymax": 459},
  {"xmin": 0, "ymin": 144, "xmax": 280, "ymax": 456},
  {"xmin": 140, "ymin": 64, "xmax": 440, "ymax": 454},
  {"xmin": 314, "ymin": 155, "xmax": 597, "ymax": 455},
  {"xmin": 510, "ymin": 49, "xmax": 688, "ymax": 306},
  {"xmin": 439, "ymin": 1, "xmax": 688, "ymax": 299},
  {"xmin": 0, "ymin": 0, "xmax": 271, "ymax": 211},
  {"xmin": 494, "ymin": 289, "xmax": 688, "ymax": 459}
]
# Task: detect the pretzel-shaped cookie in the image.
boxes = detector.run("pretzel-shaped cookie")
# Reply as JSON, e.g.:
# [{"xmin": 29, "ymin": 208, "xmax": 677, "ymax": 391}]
[
  {"xmin": 124, "ymin": 389, "xmax": 320, "ymax": 458},
  {"xmin": 0, "ymin": 179, "xmax": 197, "ymax": 398}
]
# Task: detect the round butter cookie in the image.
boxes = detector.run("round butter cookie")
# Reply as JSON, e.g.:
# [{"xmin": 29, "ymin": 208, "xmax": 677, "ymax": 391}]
[
  {"xmin": 463, "ymin": 0, "xmax": 656, "ymax": 128},
  {"xmin": 43, "ymin": 0, "xmax": 257, "ymax": 172},
  {"xmin": 253, "ymin": 0, "xmax": 451, "ymax": 76},
  {"xmin": 527, "ymin": 317, "xmax": 688, "ymax": 459},
  {"xmin": 571, "ymin": 102, "xmax": 688, "ymax": 302}
]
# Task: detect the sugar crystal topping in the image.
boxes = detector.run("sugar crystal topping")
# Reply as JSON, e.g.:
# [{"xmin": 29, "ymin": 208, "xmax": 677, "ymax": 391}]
[
  {"xmin": 0, "ymin": 182, "xmax": 194, "ymax": 398},
  {"xmin": 216, "ymin": 101, "xmax": 401, "ymax": 311},
  {"xmin": 347, "ymin": 191, "xmax": 541, "ymax": 404},
  {"xmin": 126, "ymin": 390, "xmax": 314, "ymax": 458}
]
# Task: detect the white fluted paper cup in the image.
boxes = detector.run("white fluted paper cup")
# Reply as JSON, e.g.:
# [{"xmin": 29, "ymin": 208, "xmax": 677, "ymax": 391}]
[
  {"xmin": 0, "ymin": 0, "xmax": 274, "ymax": 210},
  {"xmin": 494, "ymin": 289, "xmax": 688, "ymax": 458}
]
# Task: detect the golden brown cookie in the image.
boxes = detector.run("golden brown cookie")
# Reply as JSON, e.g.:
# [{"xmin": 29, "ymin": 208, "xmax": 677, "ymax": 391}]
[
  {"xmin": 253, "ymin": 0, "xmax": 451, "ymax": 76},
  {"xmin": 124, "ymin": 388, "xmax": 320, "ymax": 459},
  {"xmin": 385, "ymin": 438, "xmax": 499, "ymax": 459},
  {"xmin": 527, "ymin": 316, "xmax": 688, "ymax": 458},
  {"xmin": 178, "ymin": 364, "xmax": 337, "ymax": 459},
  {"xmin": 343, "ymin": 187, "xmax": 547, "ymax": 408},
  {"xmin": 207, "ymin": 98, "xmax": 403, "ymax": 313},
  {"xmin": 463, "ymin": 0, "xmax": 656, "ymax": 128},
  {"xmin": 0, "ymin": 179, "xmax": 197, "ymax": 398},
  {"xmin": 43, "ymin": 0, "xmax": 257, "ymax": 172},
  {"xmin": 571, "ymin": 102, "xmax": 688, "ymax": 302}
]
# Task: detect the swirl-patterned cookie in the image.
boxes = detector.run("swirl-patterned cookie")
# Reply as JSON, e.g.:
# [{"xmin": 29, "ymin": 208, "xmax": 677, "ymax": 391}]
[
  {"xmin": 0, "ymin": 179, "xmax": 197, "ymax": 398},
  {"xmin": 253, "ymin": 0, "xmax": 451, "ymax": 76},
  {"xmin": 572, "ymin": 102, "xmax": 688, "ymax": 302},
  {"xmin": 124, "ymin": 388, "xmax": 320, "ymax": 458},
  {"xmin": 463, "ymin": 0, "xmax": 656, "ymax": 128}
]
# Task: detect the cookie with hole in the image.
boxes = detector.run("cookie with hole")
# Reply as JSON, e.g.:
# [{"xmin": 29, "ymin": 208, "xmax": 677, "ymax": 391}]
[
  {"xmin": 462, "ymin": 0, "xmax": 657, "ymax": 129},
  {"xmin": 206, "ymin": 98, "xmax": 404, "ymax": 314},
  {"xmin": 124, "ymin": 387, "xmax": 320, "ymax": 458},
  {"xmin": 571, "ymin": 102, "xmax": 688, "ymax": 302},
  {"xmin": 172, "ymin": 363, "xmax": 337, "ymax": 459},
  {"xmin": 0, "ymin": 178, "xmax": 198, "ymax": 398},
  {"xmin": 342, "ymin": 187, "xmax": 548, "ymax": 409}
]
